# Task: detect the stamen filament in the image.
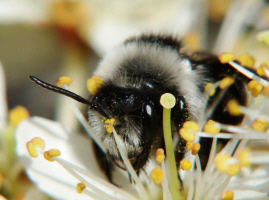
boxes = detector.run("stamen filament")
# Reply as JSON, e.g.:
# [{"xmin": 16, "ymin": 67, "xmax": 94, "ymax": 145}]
[
  {"xmin": 187, "ymin": 170, "xmax": 194, "ymax": 200},
  {"xmin": 161, "ymin": 162, "xmax": 173, "ymax": 200},
  {"xmin": 198, "ymin": 132, "xmax": 269, "ymax": 140}
]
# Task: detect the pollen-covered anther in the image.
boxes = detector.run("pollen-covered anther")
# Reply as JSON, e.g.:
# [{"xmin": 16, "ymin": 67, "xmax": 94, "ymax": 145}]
[
  {"xmin": 104, "ymin": 118, "xmax": 115, "ymax": 134},
  {"xmin": 256, "ymin": 62, "xmax": 269, "ymax": 76},
  {"xmin": 183, "ymin": 121, "xmax": 200, "ymax": 132},
  {"xmin": 156, "ymin": 148, "xmax": 165, "ymax": 163},
  {"xmin": 227, "ymin": 100, "xmax": 241, "ymax": 116},
  {"xmin": 26, "ymin": 137, "xmax": 45, "ymax": 158},
  {"xmin": 238, "ymin": 148, "xmax": 251, "ymax": 167},
  {"xmin": 215, "ymin": 154, "xmax": 230, "ymax": 172},
  {"xmin": 77, "ymin": 181, "xmax": 86, "ymax": 194},
  {"xmin": 150, "ymin": 166, "xmax": 164, "ymax": 184},
  {"xmin": 203, "ymin": 120, "xmax": 220, "ymax": 135},
  {"xmin": 56, "ymin": 76, "xmax": 73, "ymax": 87},
  {"xmin": 236, "ymin": 54, "xmax": 255, "ymax": 68},
  {"xmin": 87, "ymin": 75, "xmax": 103, "ymax": 95},
  {"xmin": 204, "ymin": 83, "xmax": 215, "ymax": 96},
  {"xmin": 186, "ymin": 141, "xmax": 193, "ymax": 150},
  {"xmin": 179, "ymin": 128, "xmax": 195, "ymax": 142},
  {"xmin": 9, "ymin": 106, "xmax": 30, "ymax": 126},
  {"xmin": 218, "ymin": 52, "xmax": 235, "ymax": 64},
  {"xmin": 219, "ymin": 77, "xmax": 234, "ymax": 89},
  {"xmin": 180, "ymin": 159, "xmax": 192, "ymax": 171},
  {"xmin": 221, "ymin": 190, "xmax": 234, "ymax": 200},
  {"xmin": 191, "ymin": 143, "xmax": 201, "ymax": 155},
  {"xmin": 256, "ymin": 30, "xmax": 269, "ymax": 46},
  {"xmin": 160, "ymin": 93, "xmax": 176, "ymax": 109},
  {"xmin": 247, "ymin": 80, "xmax": 263, "ymax": 97},
  {"xmin": 252, "ymin": 119, "xmax": 268, "ymax": 132},
  {"xmin": 44, "ymin": 149, "xmax": 61, "ymax": 162},
  {"xmin": 226, "ymin": 163, "xmax": 241, "ymax": 176}
]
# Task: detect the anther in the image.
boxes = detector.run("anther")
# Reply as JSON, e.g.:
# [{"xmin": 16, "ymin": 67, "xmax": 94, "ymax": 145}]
[
  {"xmin": 180, "ymin": 159, "xmax": 192, "ymax": 171},
  {"xmin": 237, "ymin": 54, "xmax": 255, "ymax": 68},
  {"xmin": 219, "ymin": 77, "xmax": 234, "ymax": 89},
  {"xmin": 227, "ymin": 100, "xmax": 241, "ymax": 116},
  {"xmin": 156, "ymin": 148, "xmax": 165, "ymax": 163},
  {"xmin": 56, "ymin": 76, "xmax": 73, "ymax": 87},
  {"xmin": 44, "ymin": 149, "xmax": 61, "ymax": 162},
  {"xmin": 203, "ymin": 120, "xmax": 221, "ymax": 135},
  {"xmin": 218, "ymin": 53, "xmax": 235, "ymax": 64},
  {"xmin": 204, "ymin": 83, "xmax": 216, "ymax": 96},
  {"xmin": 77, "ymin": 181, "xmax": 86, "ymax": 194},
  {"xmin": 150, "ymin": 166, "xmax": 164, "ymax": 184},
  {"xmin": 87, "ymin": 75, "xmax": 103, "ymax": 95},
  {"xmin": 191, "ymin": 143, "xmax": 201, "ymax": 155},
  {"xmin": 104, "ymin": 118, "xmax": 115, "ymax": 134},
  {"xmin": 26, "ymin": 137, "xmax": 45, "ymax": 158},
  {"xmin": 221, "ymin": 190, "xmax": 234, "ymax": 200},
  {"xmin": 9, "ymin": 106, "xmax": 30, "ymax": 126}
]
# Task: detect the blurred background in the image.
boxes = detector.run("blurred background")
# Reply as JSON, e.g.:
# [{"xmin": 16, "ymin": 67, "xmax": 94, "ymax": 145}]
[{"xmin": 0, "ymin": 0, "xmax": 269, "ymax": 199}]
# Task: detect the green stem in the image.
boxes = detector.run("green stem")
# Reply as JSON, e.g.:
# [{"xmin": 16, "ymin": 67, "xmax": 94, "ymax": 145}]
[{"xmin": 163, "ymin": 108, "xmax": 182, "ymax": 200}]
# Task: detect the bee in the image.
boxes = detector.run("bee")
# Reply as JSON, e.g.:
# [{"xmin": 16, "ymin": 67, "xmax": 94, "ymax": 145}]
[{"xmin": 30, "ymin": 34, "xmax": 248, "ymax": 179}]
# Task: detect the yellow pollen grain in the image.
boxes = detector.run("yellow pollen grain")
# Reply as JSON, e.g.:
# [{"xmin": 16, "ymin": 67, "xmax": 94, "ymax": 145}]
[
  {"xmin": 237, "ymin": 54, "xmax": 255, "ymax": 68},
  {"xmin": 221, "ymin": 190, "xmax": 234, "ymax": 200},
  {"xmin": 104, "ymin": 118, "xmax": 115, "ymax": 134},
  {"xmin": 77, "ymin": 181, "xmax": 86, "ymax": 194},
  {"xmin": 218, "ymin": 52, "xmax": 235, "ymax": 64},
  {"xmin": 150, "ymin": 166, "xmax": 164, "ymax": 184},
  {"xmin": 239, "ymin": 148, "xmax": 251, "ymax": 167},
  {"xmin": 256, "ymin": 30, "xmax": 269, "ymax": 46},
  {"xmin": 26, "ymin": 137, "xmax": 45, "ymax": 158},
  {"xmin": 192, "ymin": 143, "xmax": 201, "ymax": 155},
  {"xmin": 186, "ymin": 141, "xmax": 193, "ymax": 150},
  {"xmin": 87, "ymin": 75, "xmax": 103, "ymax": 95},
  {"xmin": 227, "ymin": 100, "xmax": 241, "ymax": 116},
  {"xmin": 226, "ymin": 164, "xmax": 241, "ymax": 176},
  {"xmin": 203, "ymin": 120, "xmax": 220, "ymax": 135},
  {"xmin": 204, "ymin": 83, "xmax": 216, "ymax": 96},
  {"xmin": 180, "ymin": 159, "xmax": 192, "ymax": 171},
  {"xmin": 215, "ymin": 154, "xmax": 230, "ymax": 172},
  {"xmin": 251, "ymin": 82, "xmax": 263, "ymax": 97},
  {"xmin": 44, "ymin": 149, "xmax": 61, "ymax": 162},
  {"xmin": 56, "ymin": 76, "xmax": 73, "ymax": 87},
  {"xmin": 219, "ymin": 77, "xmax": 234, "ymax": 89},
  {"xmin": 183, "ymin": 121, "xmax": 200, "ymax": 132},
  {"xmin": 9, "ymin": 106, "xmax": 30, "ymax": 126},
  {"xmin": 160, "ymin": 93, "xmax": 176, "ymax": 109},
  {"xmin": 257, "ymin": 67, "xmax": 266, "ymax": 76},
  {"xmin": 179, "ymin": 128, "xmax": 195, "ymax": 142},
  {"xmin": 262, "ymin": 85, "xmax": 269, "ymax": 96},
  {"xmin": 156, "ymin": 148, "xmax": 165, "ymax": 163}
]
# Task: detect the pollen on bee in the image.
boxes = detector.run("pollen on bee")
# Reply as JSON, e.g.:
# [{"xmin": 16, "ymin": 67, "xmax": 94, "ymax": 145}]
[
  {"xmin": 237, "ymin": 54, "xmax": 255, "ymax": 68},
  {"xmin": 218, "ymin": 52, "xmax": 235, "ymax": 64},
  {"xmin": 104, "ymin": 118, "xmax": 115, "ymax": 134},
  {"xmin": 9, "ymin": 106, "xmax": 30, "ymax": 126},
  {"xmin": 180, "ymin": 159, "xmax": 192, "ymax": 171},
  {"xmin": 155, "ymin": 148, "xmax": 165, "ymax": 163},
  {"xmin": 26, "ymin": 137, "xmax": 45, "ymax": 158},
  {"xmin": 203, "ymin": 120, "xmax": 221, "ymax": 135},
  {"xmin": 44, "ymin": 149, "xmax": 61, "ymax": 162},
  {"xmin": 219, "ymin": 77, "xmax": 234, "ymax": 89},
  {"xmin": 87, "ymin": 75, "xmax": 103, "ymax": 95},
  {"xmin": 56, "ymin": 76, "xmax": 73, "ymax": 87},
  {"xmin": 221, "ymin": 190, "xmax": 234, "ymax": 200},
  {"xmin": 77, "ymin": 181, "xmax": 86, "ymax": 194},
  {"xmin": 150, "ymin": 166, "xmax": 164, "ymax": 184}
]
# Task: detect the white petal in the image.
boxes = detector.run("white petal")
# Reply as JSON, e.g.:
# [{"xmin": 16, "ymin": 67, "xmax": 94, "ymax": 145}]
[
  {"xmin": 233, "ymin": 190, "xmax": 269, "ymax": 200},
  {"xmin": 16, "ymin": 116, "xmax": 106, "ymax": 199}
]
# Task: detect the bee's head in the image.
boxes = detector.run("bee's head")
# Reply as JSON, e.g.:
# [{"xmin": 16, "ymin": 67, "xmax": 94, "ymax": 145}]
[{"xmin": 88, "ymin": 85, "xmax": 163, "ymax": 170}]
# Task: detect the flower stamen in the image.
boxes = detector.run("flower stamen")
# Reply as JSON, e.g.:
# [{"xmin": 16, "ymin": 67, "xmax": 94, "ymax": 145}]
[
  {"xmin": 26, "ymin": 137, "xmax": 45, "ymax": 158},
  {"xmin": 56, "ymin": 76, "xmax": 73, "ymax": 87},
  {"xmin": 43, "ymin": 149, "xmax": 61, "ymax": 162},
  {"xmin": 87, "ymin": 75, "xmax": 103, "ymax": 95}
]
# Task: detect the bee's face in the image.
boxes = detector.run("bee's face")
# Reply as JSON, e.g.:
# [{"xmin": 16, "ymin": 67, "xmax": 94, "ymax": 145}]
[{"xmin": 88, "ymin": 86, "xmax": 162, "ymax": 170}]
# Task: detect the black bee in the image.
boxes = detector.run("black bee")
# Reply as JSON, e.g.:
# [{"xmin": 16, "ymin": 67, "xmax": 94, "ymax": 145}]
[{"xmin": 29, "ymin": 34, "xmax": 248, "ymax": 181}]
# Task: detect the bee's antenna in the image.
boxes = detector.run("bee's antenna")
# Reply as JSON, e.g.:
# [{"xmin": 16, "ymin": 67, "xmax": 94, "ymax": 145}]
[{"xmin": 29, "ymin": 76, "xmax": 92, "ymax": 105}]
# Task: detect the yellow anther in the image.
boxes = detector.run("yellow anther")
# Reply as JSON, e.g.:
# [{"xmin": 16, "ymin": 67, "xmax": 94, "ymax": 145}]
[
  {"xmin": 251, "ymin": 82, "xmax": 263, "ymax": 97},
  {"xmin": 247, "ymin": 80, "xmax": 258, "ymax": 91},
  {"xmin": 215, "ymin": 154, "xmax": 230, "ymax": 172},
  {"xmin": 204, "ymin": 83, "xmax": 216, "ymax": 96},
  {"xmin": 256, "ymin": 30, "xmax": 269, "ymax": 46},
  {"xmin": 221, "ymin": 190, "xmax": 234, "ymax": 200},
  {"xmin": 219, "ymin": 77, "xmax": 234, "ymax": 89},
  {"xmin": 262, "ymin": 85, "xmax": 269, "ymax": 96},
  {"xmin": 252, "ymin": 119, "xmax": 268, "ymax": 132},
  {"xmin": 26, "ymin": 137, "xmax": 45, "ymax": 158},
  {"xmin": 183, "ymin": 121, "xmax": 200, "ymax": 132},
  {"xmin": 227, "ymin": 100, "xmax": 241, "ymax": 116},
  {"xmin": 150, "ymin": 166, "xmax": 164, "ymax": 184},
  {"xmin": 226, "ymin": 164, "xmax": 241, "ymax": 176},
  {"xmin": 237, "ymin": 54, "xmax": 255, "ymax": 68},
  {"xmin": 56, "ymin": 76, "xmax": 73, "ymax": 87},
  {"xmin": 156, "ymin": 148, "xmax": 165, "ymax": 163},
  {"xmin": 77, "ymin": 181, "xmax": 86, "ymax": 194},
  {"xmin": 257, "ymin": 66, "xmax": 265, "ymax": 76},
  {"xmin": 104, "ymin": 118, "xmax": 115, "ymax": 134},
  {"xmin": 180, "ymin": 159, "xmax": 192, "ymax": 171},
  {"xmin": 203, "ymin": 120, "xmax": 221, "ymax": 135},
  {"xmin": 191, "ymin": 143, "xmax": 201, "ymax": 155},
  {"xmin": 238, "ymin": 148, "xmax": 251, "ymax": 167},
  {"xmin": 186, "ymin": 141, "xmax": 193, "ymax": 150},
  {"xmin": 9, "ymin": 106, "xmax": 30, "ymax": 126},
  {"xmin": 218, "ymin": 53, "xmax": 235, "ymax": 64},
  {"xmin": 160, "ymin": 93, "xmax": 176, "ymax": 109},
  {"xmin": 87, "ymin": 75, "xmax": 103, "ymax": 95},
  {"xmin": 179, "ymin": 128, "xmax": 195, "ymax": 142},
  {"xmin": 44, "ymin": 149, "xmax": 61, "ymax": 162}
]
